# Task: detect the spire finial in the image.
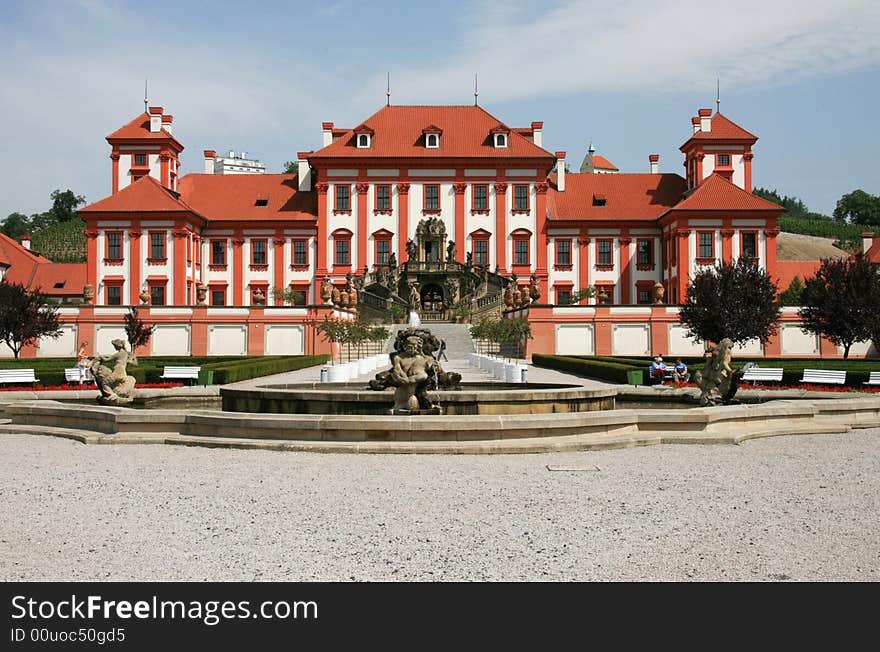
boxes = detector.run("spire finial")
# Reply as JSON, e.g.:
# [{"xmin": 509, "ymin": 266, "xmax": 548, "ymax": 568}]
[
  {"xmin": 716, "ymin": 76, "xmax": 721, "ymax": 113},
  {"xmin": 474, "ymin": 73, "xmax": 479, "ymax": 106},
  {"xmin": 386, "ymin": 72, "xmax": 391, "ymax": 106},
  {"xmin": 144, "ymin": 78, "xmax": 148, "ymax": 112}
]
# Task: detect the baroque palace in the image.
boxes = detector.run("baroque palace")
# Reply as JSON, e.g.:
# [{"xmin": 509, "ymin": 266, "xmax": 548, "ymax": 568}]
[{"xmin": 8, "ymin": 100, "xmax": 873, "ymax": 359}]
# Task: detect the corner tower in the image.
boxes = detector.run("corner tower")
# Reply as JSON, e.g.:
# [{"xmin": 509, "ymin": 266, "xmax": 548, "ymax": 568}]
[
  {"xmin": 680, "ymin": 109, "xmax": 757, "ymax": 192},
  {"xmin": 106, "ymin": 106, "xmax": 184, "ymax": 194}
]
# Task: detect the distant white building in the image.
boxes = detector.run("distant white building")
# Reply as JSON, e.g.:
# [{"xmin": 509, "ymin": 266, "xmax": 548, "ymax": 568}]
[{"xmin": 203, "ymin": 149, "xmax": 266, "ymax": 175}]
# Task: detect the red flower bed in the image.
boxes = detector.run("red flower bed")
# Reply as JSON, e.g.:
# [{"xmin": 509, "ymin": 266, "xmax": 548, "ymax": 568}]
[
  {"xmin": 0, "ymin": 382, "xmax": 184, "ymax": 392},
  {"xmin": 659, "ymin": 381, "xmax": 879, "ymax": 393}
]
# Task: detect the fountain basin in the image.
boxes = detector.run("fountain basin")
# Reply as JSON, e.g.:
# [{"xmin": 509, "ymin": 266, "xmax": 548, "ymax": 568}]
[{"xmin": 220, "ymin": 382, "xmax": 617, "ymax": 415}]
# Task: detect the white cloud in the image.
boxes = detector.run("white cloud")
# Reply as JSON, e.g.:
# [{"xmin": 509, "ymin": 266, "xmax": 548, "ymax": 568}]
[{"xmin": 366, "ymin": 0, "xmax": 880, "ymax": 103}]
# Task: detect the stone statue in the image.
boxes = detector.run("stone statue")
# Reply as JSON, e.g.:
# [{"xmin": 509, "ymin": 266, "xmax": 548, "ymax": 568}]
[
  {"xmin": 139, "ymin": 287, "xmax": 151, "ymax": 305},
  {"xmin": 196, "ymin": 284, "xmax": 208, "ymax": 306},
  {"xmin": 252, "ymin": 287, "xmax": 266, "ymax": 305},
  {"xmin": 528, "ymin": 274, "xmax": 541, "ymax": 304},
  {"xmin": 446, "ymin": 240, "xmax": 456, "ymax": 263},
  {"xmin": 91, "ymin": 339, "xmax": 137, "ymax": 405},
  {"xmin": 320, "ymin": 277, "xmax": 333, "ymax": 304},
  {"xmin": 83, "ymin": 284, "xmax": 95, "ymax": 304},
  {"xmin": 409, "ymin": 282, "xmax": 420, "ymax": 309},
  {"xmin": 406, "ymin": 239, "xmax": 418, "ymax": 262},
  {"xmin": 652, "ymin": 281, "xmax": 666, "ymax": 304},
  {"xmin": 368, "ymin": 328, "xmax": 462, "ymax": 414},
  {"xmin": 694, "ymin": 338, "xmax": 749, "ymax": 406},
  {"xmin": 389, "ymin": 252, "xmax": 398, "ymax": 269},
  {"xmin": 503, "ymin": 283, "xmax": 514, "ymax": 308},
  {"xmin": 465, "ymin": 251, "xmax": 473, "ymax": 271}
]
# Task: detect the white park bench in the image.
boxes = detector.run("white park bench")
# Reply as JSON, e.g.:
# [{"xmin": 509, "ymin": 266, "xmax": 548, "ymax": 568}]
[
  {"xmin": 741, "ymin": 367, "xmax": 784, "ymax": 384},
  {"xmin": 864, "ymin": 372, "xmax": 880, "ymax": 386},
  {"xmin": 64, "ymin": 367, "xmax": 95, "ymax": 384},
  {"xmin": 0, "ymin": 369, "xmax": 40, "ymax": 386},
  {"xmin": 799, "ymin": 369, "xmax": 847, "ymax": 385},
  {"xmin": 159, "ymin": 366, "xmax": 201, "ymax": 384}
]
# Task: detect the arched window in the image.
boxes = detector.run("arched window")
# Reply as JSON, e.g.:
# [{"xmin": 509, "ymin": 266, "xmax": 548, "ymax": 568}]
[
  {"xmin": 357, "ymin": 134, "xmax": 370, "ymax": 148},
  {"xmin": 495, "ymin": 133, "xmax": 507, "ymax": 148},
  {"xmin": 426, "ymin": 134, "xmax": 439, "ymax": 148}
]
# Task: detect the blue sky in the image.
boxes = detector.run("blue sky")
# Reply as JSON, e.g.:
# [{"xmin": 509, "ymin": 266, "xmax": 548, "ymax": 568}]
[{"xmin": 1, "ymin": 0, "xmax": 878, "ymax": 218}]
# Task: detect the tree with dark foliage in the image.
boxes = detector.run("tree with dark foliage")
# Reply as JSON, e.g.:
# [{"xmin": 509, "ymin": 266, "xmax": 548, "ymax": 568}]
[
  {"xmin": 124, "ymin": 306, "xmax": 154, "ymax": 352},
  {"xmin": 798, "ymin": 253, "xmax": 880, "ymax": 358},
  {"xmin": 0, "ymin": 281, "xmax": 62, "ymax": 358},
  {"xmin": 679, "ymin": 258, "xmax": 780, "ymax": 346}
]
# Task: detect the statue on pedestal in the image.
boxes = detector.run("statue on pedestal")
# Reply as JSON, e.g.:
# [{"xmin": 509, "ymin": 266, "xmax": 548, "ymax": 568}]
[
  {"xmin": 320, "ymin": 277, "xmax": 334, "ymax": 304},
  {"xmin": 406, "ymin": 239, "xmax": 418, "ymax": 262},
  {"xmin": 695, "ymin": 338, "xmax": 750, "ymax": 406},
  {"xmin": 92, "ymin": 339, "xmax": 137, "ymax": 405},
  {"xmin": 446, "ymin": 240, "xmax": 456, "ymax": 263}
]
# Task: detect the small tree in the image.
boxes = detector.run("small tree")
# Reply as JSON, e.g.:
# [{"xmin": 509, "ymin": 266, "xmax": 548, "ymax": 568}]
[
  {"xmin": 0, "ymin": 281, "xmax": 63, "ymax": 358},
  {"xmin": 124, "ymin": 307, "xmax": 154, "ymax": 353},
  {"xmin": 798, "ymin": 253, "xmax": 880, "ymax": 358},
  {"xmin": 779, "ymin": 276, "xmax": 805, "ymax": 306},
  {"xmin": 316, "ymin": 316, "xmax": 350, "ymax": 364},
  {"xmin": 678, "ymin": 258, "xmax": 780, "ymax": 347}
]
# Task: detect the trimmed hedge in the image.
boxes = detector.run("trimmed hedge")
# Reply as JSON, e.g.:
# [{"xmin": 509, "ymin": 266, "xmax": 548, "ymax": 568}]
[
  {"xmin": 532, "ymin": 354, "xmax": 634, "ymax": 384},
  {"xmin": 0, "ymin": 355, "xmax": 329, "ymax": 386}
]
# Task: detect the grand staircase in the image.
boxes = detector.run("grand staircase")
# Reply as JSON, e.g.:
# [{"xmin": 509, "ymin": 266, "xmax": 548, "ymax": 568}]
[{"xmin": 386, "ymin": 323, "xmax": 476, "ymax": 358}]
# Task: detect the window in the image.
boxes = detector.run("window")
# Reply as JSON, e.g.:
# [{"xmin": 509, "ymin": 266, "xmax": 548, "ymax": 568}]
[
  {"xmin": 717, "ymin": 154, "xmax": 731, "ymax": 167},
  {"xmin": 741, "ymin": 232, "xmax": 757, "ymax": 259},
  {"xmin": 426, "ymin": 134, "xmax": 439, "ymax": 148},
  {"xmin": 698, "ymin": 232, "xmax": 714, "ymax": 259},
  {"xmin": 474, "ymin": 239, "xmax": 488, "ymax": 266},
  {"xmin": 513, "ymin": 185, "xmax": 529, "ymax": 212},
  {"xmin": 472, "ymin": 185, "xmax": 488, "ymax": 211},
  {"xmin": 255, "ymin": 198, "xmax": 269, "ymax": 207},
  {"xmin": 514, "ymin": 239, "xmax": 529, "ymax": 266},
  {"xmin": 251, "ymin": 239, "xmax": 267, "ymax": 266},
  {"xmin": 134, "ymin": 153, "xmax": 147, "ymax": 166},
  {"xmin": 555, "ymin": 239, "xmax": 571, "ymax": 266},
  {"xmin": 424, "ymin": 185, "xmax": 440, "ymax": 211},
  {"xmin": 494, "ymin": 133, "xmax": 507, "ymax": 148},
  {"xmin": 106, "ymin": 232, "xmax": 122, "ymax": 260},
  {"xmin": 211, "ymin": 240, "xmax": 226, "ymax": 266},
  {"xmin": 211, "ymin": 289, "xmax": 225, "ymax": 306},
  {"xmin": 335, "ymin": 185, "xmax": 350, "ymax": 211},
  {"xmin": 149, "ymin": 232, "xmax": 165, "ymax": 260},
  {"xmin": 335, "ymin": 240, "xmax": 350, "ymax": 266},
  {"xmin": 376, "ymin": 239, "xmax": 390, "ymax": 266},
  {"xmin": 556, "ymin": 288, "xmax": 572, "ymax": 305},
  {"xmin": 637, "ymin": 239, "xmax": 654, "ymax": 268},
  {"xmin": 106, "ymin": 285, "xmax": 122, "ymax": 305},
  {"xmin": 597, "ymin": 239, "xmax": 613, "ymax": 267},
  {"xmin": 375, "ymin": 185, "xmax": 391, "ymax": 211},
  {"xmin": 293, "ymin": 239, "xmax": 308, "ymax": 266},
  {"xmin": 357, "ymin": 134, "xmax": 370, "ymax": 148},
  {"xmin": 150, "ymin": 284, "xmax": 165, "ymax": 306},
  {"xmin": 638, "ymin": 289, "xmax": 651, "ymax": 304}
]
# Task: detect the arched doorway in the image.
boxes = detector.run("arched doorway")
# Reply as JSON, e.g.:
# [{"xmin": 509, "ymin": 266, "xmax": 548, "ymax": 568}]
[{"xmin": 420, "ymin": 283, "xmax": 444, "ymax": 312}]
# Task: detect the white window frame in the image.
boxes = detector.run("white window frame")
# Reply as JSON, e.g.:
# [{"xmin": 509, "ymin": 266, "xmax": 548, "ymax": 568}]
[
  {"xmin": 494, "ymin": 133, "xmax": 507, "ymax": 148},
  {"xmin": 357, "ymin": 134, "xmax": 371, "ymax": 148},
  {"xmin": 426, "ymin": 134, "xmax": 440, "ymax": 149}
]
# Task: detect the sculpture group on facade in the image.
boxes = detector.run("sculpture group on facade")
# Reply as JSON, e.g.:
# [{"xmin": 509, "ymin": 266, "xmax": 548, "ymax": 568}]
[{"xmin": 368, "ymin": 327, "xmax": 462, "ymax": 414}]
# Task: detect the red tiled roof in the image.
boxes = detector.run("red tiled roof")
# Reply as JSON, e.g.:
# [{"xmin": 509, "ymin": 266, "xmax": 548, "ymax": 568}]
[
  {"xmin": 865, "ymin": 238, "xmax": 880, "ymax": 263},
  {"xmin": 106, "ymin": 112, "xmax": 183, "ymax": 149},
  {"xmin": 681, "ymin": 113, "xmax": 757, "ymax": 148},
  {"xmin": 81, "ymin": 176, "xmax": 196, "ymax": 214},
  {"xmin": 548, "ymin": 173, "xmax": 687, "ymax": 222},
  {"xmin": 672, "ymin": 174, "xmax": 784, "ymax": 212},
  {"xmin": 592, "ymin": 155, "xmax": 618, "ymax": 170},
  {"xmin": 310, "ymin": 105, "xmax": 554, "ymax": 160},
  {"xmin": 177, "ymin": 174, "xmax": 317, "ymax": 222},
  {"xmin": 0, "ymin": 233, "xmax": 84, "ymax": 296}
]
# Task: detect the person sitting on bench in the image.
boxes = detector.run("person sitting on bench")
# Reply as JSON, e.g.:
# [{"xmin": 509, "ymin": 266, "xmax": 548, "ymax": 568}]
[
  {"xmin": 649, "ymin": 356, "xmax": 667, "ymax": 383},
  {"xmin": 672, "ymin": 358, "xmax": 690, "ymax": 383}
]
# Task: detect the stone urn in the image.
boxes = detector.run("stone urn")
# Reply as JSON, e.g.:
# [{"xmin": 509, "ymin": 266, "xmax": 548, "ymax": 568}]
[
  {"xmin": 339, "ymin": 291, "xmax": 350, "ymax": 308},
  {"xmin": 503, "ymin": 285, "xmax": 514, "ymax": 308},
  {"xmin": 196, "ymin": 284, "xmax": 208, "ymax": 306},
  {"xmin": 82, "ymin": 284, "xmax": 95, "ymax": 303},
  {"xmin": 512, "ymin": 286, "xmax": 522, "ymax": 307},
  {"xmin": 139, "ymin": 288, "xmax": 151, "ymax": 305},
  {"xmin": 331, "ymin": 287, "xmax": 341, "ymax": 306},
  {"xmin": 320, "ymin": 277, "xmax": 334, "ymax": 304},
  {"xmin": 348, "ymin": 289, "xmax": 358, "ymax": 311}
]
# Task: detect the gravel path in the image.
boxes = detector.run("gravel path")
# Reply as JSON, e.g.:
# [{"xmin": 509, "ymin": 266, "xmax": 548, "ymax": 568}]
[{"xmin": 1, "ymin": 429, "xmax": 878, "ymax": 581}]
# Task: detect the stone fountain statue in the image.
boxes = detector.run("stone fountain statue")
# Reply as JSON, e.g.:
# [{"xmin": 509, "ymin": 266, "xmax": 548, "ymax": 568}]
[
  {"xmin": 368, "ymin": 327, "xmax": 462, "ymax": 414},
  {"xmin": 694, "ymin": 337, "xmax": 752, "ymax": 406},
  {"xmin": 91, "ymin": 339, "xmax": 137, "ymax": 405}
]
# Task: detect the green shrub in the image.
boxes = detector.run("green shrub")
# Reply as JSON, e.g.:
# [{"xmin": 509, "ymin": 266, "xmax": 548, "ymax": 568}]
[
  {"xmin": 204, "ymin": 355, "xmax": 328, "ymax": 384},
  {"xmin": 532, "ymin": 354, "xmax": 636, "ymax": 384}
]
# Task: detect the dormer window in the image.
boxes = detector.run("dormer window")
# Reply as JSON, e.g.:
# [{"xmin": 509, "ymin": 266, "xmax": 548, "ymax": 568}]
[
  {"xmin": 422, "ymin": 125, "xmax": 443, "ymax": 149},
  {"xmin": 593, "ymin": 193, "xmax": 607, "ymax": 207},
  {"xmin": 494, "ymin": 133, "xmax": 507, "ymax": 148},
  {"xmin": 357, "ymin": 134, "xmax": 371, "ymax": 148},
  {"xmin": 490, "ymin": 125, "xmax": 510, "ymax": 148}
]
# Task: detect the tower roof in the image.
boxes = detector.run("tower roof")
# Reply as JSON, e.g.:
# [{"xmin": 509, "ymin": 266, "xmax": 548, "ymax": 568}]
[
  {"xmin": 81, "ymin": 175, "xmax": 195, "ymax": 214},
  {"xmin": 106, "ymin": 112, "xmax": 184, "ymax": 150},
  {"xmin": 671, "ymin": 173, "xmax": 783, "ymax": 211},
  {"xmin": 680, "ymin": 112, "xmax": 757, "ymax": 150}
]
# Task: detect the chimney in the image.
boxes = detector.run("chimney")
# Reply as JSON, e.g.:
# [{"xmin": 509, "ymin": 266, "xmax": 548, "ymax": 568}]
[
  {"xmin": 203, "ymin": 150, "xmax": 216, "ymax": 174},
  {"xmin": 863, "ymin": 232, "xmax": 875, "ymax": 254},
  {"xmin": 531, "ymin": 121, "xmax": 543, "ymax": 148},
  {"xmin": 228, "ymin": 149, "xmax": 235, "ymax": 158},
  {"xmin": 161, "ymin": 114, "xmax": 173, "ymax": 134},
  {"xmin": 649, "ymin": 154, "xmax": 660, "ymax": 174},
  {"xmin": 148, "ymin": 106, "xmax": 163, "ymax": 133},
  {"xmin": 691, "ymin": 117, "xmax": 701, "ymax": 134},
  {"xmin": 322, "ymin": 122, "xmax": 334, "ymax": 147},
  {"xmin": 241, "ymin": 151, "xmax": 247, "ymax": 160},
  {"xmin": 698, "ymin": 108, "xmax": 712, "ymax": 133},
  {"xmin": 556, "ymin": 151, "xmax": 566, "ymax": 192},
  {"xmin": 20, "ymin": 234, "xmax": 31, "ymax": 250},
  {"xmin": 297, "ymin": 151, "xmax": 312, "ymax": 192}
]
